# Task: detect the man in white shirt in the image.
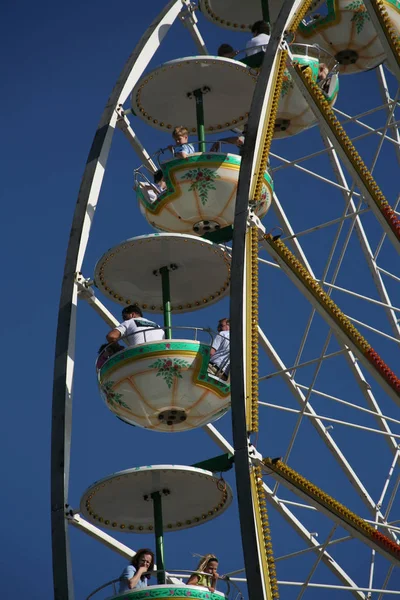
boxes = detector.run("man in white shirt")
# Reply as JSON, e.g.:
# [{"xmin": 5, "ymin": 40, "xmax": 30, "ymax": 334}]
[
  {"xmin": 245, "ymin": 20, "xmax": 271, "ymax": 57},
  {"xmin": 106, "ymin": 304, "xmax": 165, "ymax": 346},
  {"xmin": 208, "ymin": 318, "xmax": 230, "ymax": 381}
]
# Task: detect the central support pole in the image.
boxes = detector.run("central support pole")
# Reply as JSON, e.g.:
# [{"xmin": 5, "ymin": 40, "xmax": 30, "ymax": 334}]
[
  {"xmin": 194, "ymin": 88, "xmax": 206, "ymax": 153},
  {"xmin": 160, "ymin": 266, "xmax": 172, "ymax": 339},
  {"xmin": 261, "ymin": 0, "xmax": 270, "ymax": 24},
  {"xmin": 151, "ymin": 491, "xmax": 166, "ymax": 584}
]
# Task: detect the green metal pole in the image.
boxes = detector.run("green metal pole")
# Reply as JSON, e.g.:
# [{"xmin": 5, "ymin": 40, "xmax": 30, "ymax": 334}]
[
  {"xmin": 194, "ymin": 89, "xmax": 206, "ymax": 153},
  {"xmin": 160, "ymin": 266, "xmax": 172, "ymax": 339},
  {"xmin": 261, "ymin": 0, "xmax": 270, "ymax": 25},
  {"xmin": 151, "ymin": 491, "xmax": 165, "ymax": 585}
]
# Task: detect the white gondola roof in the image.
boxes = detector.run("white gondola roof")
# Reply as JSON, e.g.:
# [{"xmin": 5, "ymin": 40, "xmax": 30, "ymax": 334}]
[
  {"xmin": 94, "ymin": 233, "xmax": 231, "ymax": 313},
  {"xmin": 131, "ymin": 56, "xmax": 257, "ymax": 133},
  {"xmin": 80, "ymin": 464, "xmax": 233, "ymax": 532}
]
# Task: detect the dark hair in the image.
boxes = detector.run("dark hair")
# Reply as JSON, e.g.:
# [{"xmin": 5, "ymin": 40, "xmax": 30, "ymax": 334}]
[
  {"xmin": 251, "ymin": 20, "xmax": 270, "ymax": 35},
  {"xmin": 122, "ymin": 304, "xmax": 143, "ymax": 318},
  {"xmin": 218, "ymin": 318, "xmax": 230, "ymax": 329},
  {"xmin": 154, "ymin": 169, "xmax": 164, "ymax": 184},
  {"xmin": 98, "ymin": 342, "xmax": 124, "ymax": 356},
  {"xmin": 218, "ymin": 44, "xmax": 234, "ymax": 57},
  {"xmin": 131, "ymin": 549, "xmax": 155, "ymax": 580}
]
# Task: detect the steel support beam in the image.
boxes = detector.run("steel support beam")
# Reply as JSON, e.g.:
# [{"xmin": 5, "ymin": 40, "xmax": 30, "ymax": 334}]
[
  {"xmin": 376, "ymin": 66, "xmax": 400, "ymax": 165},
  {"xmin": 261, "ymin": 462, "xmax": 400, "ymax": 565},
  {"xmin": 319, "ymin": 132, "xmax": 400, "ymax": 464},
  {"xmin": 230, "ymin": 1, "xmax": 298, "ymax": 597},
  {"xmin": 116, "ymin": 110, "xmax": 157, "ymax": 172},
  {"xmin": 320, "ymin": 133, "xmax": 400, "ymax": 342},
  {"xmin": 202, "ymin": 426, "xmax": 365, "ymax": 597},
  {"xmin": 259, "ymin": 236, "xmax": 400, "ymax": 408},
  {"xmin": 179, "ymin": 1, "xmax": 209, "ymax": 55},
  {"xmin": 257, "ymin": 327, "xmax": 399, "ymax": 544},
  {"xmin": 263, "ymin": 138, "xmax": 400, "ymax": 478},
  {"xmin": 288, "ymin": 58, "xmax": 400, "ymax": 255},
  {"xmin": 69, "ymin": 514, "xmax": 135, "ymax": 560},
  {"xmin": 362, "ymin": 0, "xmax": 400, "ymax": 82},
  {"xmin": 76, "ymin": 275, "xmax": 119, "ymax": 328}
]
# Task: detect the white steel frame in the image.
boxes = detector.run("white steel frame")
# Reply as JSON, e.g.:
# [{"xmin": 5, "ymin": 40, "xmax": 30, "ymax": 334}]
[{"xmin": 52, "ymin": 1, "xmax": 400, "ymax": 598}]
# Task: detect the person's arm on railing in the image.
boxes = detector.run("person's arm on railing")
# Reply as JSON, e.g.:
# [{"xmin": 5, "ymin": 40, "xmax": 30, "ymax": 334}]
[
  {"xmin": 107, "ymin": 329, "xmax": 122, "ymax": 343},
  {"xmin": 210, "ymin": 136, "xmax": 244, "ymax": 152},
  {"xmin": 106, "ymin": 318, "xmax": 137, "ymax": 344},
  {"xmin": 209, "ymin": 571, "xmax": 219, "ymax": 593},
  {"xmin": 125, "ymin": 565, "xmax": 148, "ymax": 590},
  {"xmin": 187, "ymin": 572, "xmax": 200, "ymax": 586}
]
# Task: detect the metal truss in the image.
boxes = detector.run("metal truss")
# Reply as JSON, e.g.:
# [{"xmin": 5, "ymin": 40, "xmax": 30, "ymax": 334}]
[
  {"xmin": 253, "ymin": 59, "xmax": 400, "ymax": 597},
  {"xmin": 52, "ymin": 2, "xmax": 400, "ymax": 598}
]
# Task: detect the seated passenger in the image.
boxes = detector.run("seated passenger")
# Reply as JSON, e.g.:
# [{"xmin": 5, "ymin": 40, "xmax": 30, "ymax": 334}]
[
  {"xmin": 210, "ymin": 134, "xmax": 244, "ymax": 153},
  {"xmin": 187, "ymin": 555, "xmax": 221, "ymax": 593},
  {"xmin": 218, "ymin": 43, "xmax": 238, "ymax": 58},
  {"xmin": 106, "ymin": 304, "xmax": 165, "ymax": 347},
  {"xmin": 119, "ymin": 549, "xmax": 155, "ymax": 593},
  {"xmin": 245, "ymin": 20, "xmax": 271, "ymax": 57},
  {"xmin": 153, "ymin": 169, "xmax": 167, "ymax": 193},
  {"xmin": 143, "ymin": 169, "xmax": 167, "ymax": 203},
  {"xmin": 207, "ymin": 318, "xmax": 230, "ymax": 381},
  {"xmin": 96, "ymin": 342, "xmax": 124, "ymax": 370},
  {"xmin": 210, "ymin": 124, "xmax": 247, "ymax": 153},
  {"xmin": 169, "ymin": 126, "xmax": 195, "ymax": 159},
  {"xmin": 317, "ymin": 62, "xmax": 331, "ymax": 94}
]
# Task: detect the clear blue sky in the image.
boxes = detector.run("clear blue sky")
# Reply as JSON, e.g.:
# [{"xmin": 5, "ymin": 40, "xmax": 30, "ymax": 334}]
[{"xmin": 2, "ymin": 1, "xmax": 400, "ymax": 599}]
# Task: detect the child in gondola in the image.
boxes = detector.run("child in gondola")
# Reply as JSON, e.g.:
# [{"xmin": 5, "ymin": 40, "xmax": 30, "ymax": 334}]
[{"xmin": 187, "ymin": 554, "xmax": 221, "ymax": 593}]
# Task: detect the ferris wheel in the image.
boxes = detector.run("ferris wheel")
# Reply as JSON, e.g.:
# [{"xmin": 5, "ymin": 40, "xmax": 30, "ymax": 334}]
[{"xmin": 51, "ymin": 0, "xmax": 400, "ymax": 599}]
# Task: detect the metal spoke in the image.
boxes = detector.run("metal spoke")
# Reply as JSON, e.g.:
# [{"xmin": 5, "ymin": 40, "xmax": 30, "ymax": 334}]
[{"xmin": 295, "ymin": 526, "xmax": 337, "ymax": 600}]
